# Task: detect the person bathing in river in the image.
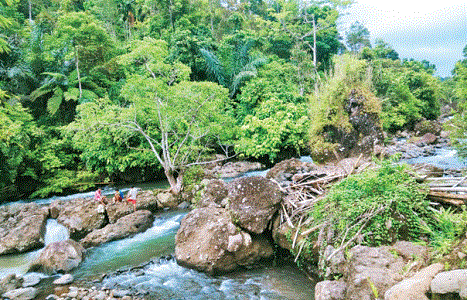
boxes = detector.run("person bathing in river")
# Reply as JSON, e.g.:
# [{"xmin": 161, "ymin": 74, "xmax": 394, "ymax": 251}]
[{"xmin": 127, "ymin": 186, "xmax": 138, "ymax": 211}]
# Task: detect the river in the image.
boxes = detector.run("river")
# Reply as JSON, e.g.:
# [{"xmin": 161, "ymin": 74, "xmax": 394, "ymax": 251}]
[
  {"xmin": 2, "ymin": 149, "xmax": 464, "ymax": 299},
  {"xmin": 0, "ymin": 180, "xmax": 316, "ymax": 299}
]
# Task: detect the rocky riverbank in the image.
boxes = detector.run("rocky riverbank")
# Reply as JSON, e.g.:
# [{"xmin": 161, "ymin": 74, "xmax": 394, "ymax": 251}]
[{"xmin": 2, "ymin": 125, "xmax": 467, "ymax": 299}]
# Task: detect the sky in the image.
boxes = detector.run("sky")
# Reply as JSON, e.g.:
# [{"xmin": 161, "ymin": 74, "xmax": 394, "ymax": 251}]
[{"xmin": 338, "ymin": 0, "xmax": 467, "ymax": 77}]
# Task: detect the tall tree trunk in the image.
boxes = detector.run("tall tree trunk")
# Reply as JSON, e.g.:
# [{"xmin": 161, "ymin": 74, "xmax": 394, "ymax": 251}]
[
  {"xmin": 75, "ymin": 46, "xmax": 82, "ymax": 98},
  {"xmin": 312, "ymin": 14, "xmax": 317, "ymax": 68},
  {"xmin": 28, "ymin": 0, "xmax": 32, "ymax": 23},
  {"xmin": 165, "ymin": 169, "xmax": 182, "ymax": 195}
]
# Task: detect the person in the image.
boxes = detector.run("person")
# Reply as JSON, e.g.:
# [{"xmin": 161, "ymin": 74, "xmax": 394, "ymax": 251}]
[
  {"xmin": 94, "ymin": 188, "xmax": 102, "ymax": 202},
  {"xmin": 112, "ymin": 189, "xmax": 123, "ymax": 203},
  {"xmin": 94, "ymin": 188, "xmax": 108, "ymax": 205},
  {"xmin": 127, "ymin": 186, "xmax": 138, "ymax": 211}
]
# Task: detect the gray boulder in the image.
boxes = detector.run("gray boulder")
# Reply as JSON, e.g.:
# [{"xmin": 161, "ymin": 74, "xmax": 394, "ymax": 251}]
[
  {"xmin": 53, "ymin": 198, "xmax": 107, "ymax": 239},
  {"xmin": 80, "ymin": 210, "xmax": 154, "ymax": 248},
  {"xmin": 384, "ymin": 263, "xmax": 444, "ymax": 300},
  {"xmin": 431, "ymin": 269, "xmax": 467, "ymax": 297},
  {"xmin": 175, "ymin": 207, "xmax": 273, "ymax": 274},
  {"xmin": 29, "ymin": 239, "xmax": 85, "ymax": 274},
  {"xmin": 226, "ymin": 176, "xmax": 282, "ymax": 234},
  {"xmin": 2, "ymin": 287, "xmax": 38, "ymax": 300},
  {"xmin": 315, "ymin": 280, "xmax": 347, "ymax": 300},
  {"xmin": 21, "ymin": 274, "xmax": 41, "ymax": 287},
  {"xmin": 0, "ymin": 203, "xmax": 48, "ymax": 255}
]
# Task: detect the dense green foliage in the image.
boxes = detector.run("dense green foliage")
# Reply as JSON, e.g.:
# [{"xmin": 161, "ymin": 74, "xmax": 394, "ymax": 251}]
[
  {"xmin": 0, "ymin": 0, "xmax": 451, "ymax": 200},
  {"xmin": 449, "ymin": 45, "xmax": 467, "ymax": 156},
  {"xmin": 308, "ymin": 161, "xmax": 430, "ymax": 248},
  {"xmin": 308, "ymin": 54, "xmax": 380, "ymax": 157}
]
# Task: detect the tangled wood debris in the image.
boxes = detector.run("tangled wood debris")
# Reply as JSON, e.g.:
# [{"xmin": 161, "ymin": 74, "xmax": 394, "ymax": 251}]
[
  {"xmin": 273, "ymin": 156, "xmax": 466, "ymax": 264},
  {"xmin": 276, "ymin": 155, "xmax": 373, "ymax": 227}
]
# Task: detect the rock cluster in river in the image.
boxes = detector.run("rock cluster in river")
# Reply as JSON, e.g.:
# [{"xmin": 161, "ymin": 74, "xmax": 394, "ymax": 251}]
[
  {"xmin": 175, "ymin": 176, "xmax": 281, "ymax": 273},
  {"xmin": 0, "ymin": 203, "xmax": 48, "ymax": 255}
]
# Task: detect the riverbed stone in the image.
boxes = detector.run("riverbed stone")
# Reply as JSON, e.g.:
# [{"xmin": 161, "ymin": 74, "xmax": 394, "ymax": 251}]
[
  {"xmin": 29, "ymin": 239, "xmax": 85, "ymax": 274},
  {"xmin": 0, "ymin": 203, "xmax": 48, "ymax": 255},
  {"xmin": 53, "ymin": 198, "xmax": 107, "ymax": 239},
  {"xmin": 431, "ymin": 269, "xmax": 467, "ymax": 296},
  {"xmin": 21, "ymin": 273, "xmax": 41, "ymax": 287},
  {"xmin": 2, "ymin": 287, "xmax": 38, "ymax": 300},
  {"xmin": 80, "ymin": 210, "xmax": 154, "ymax": 248},
  {"xmin": 0, "ymin": 274, "xmax": 23, "ymax": 295},
  {"xmin": 175, "ymin": 206, "xmax": 274, "ymax": 274},
  {"xmin": 156, "ymin": 191, "xmax": 179, "ymax": 209},
  {"xmin": 384, "ymin": 263, "xmax": 444, "ymax": 300},
  {"xmin": 53, "ymin": 274, "xmax": 74, "ymax": 285},
  {"xmin": 226, "ymin": 176, "xmax": 282, "ymax": 234},
  {"xmin": 315, "ymin": 280, "xmax": 347, "ymax": 300}
]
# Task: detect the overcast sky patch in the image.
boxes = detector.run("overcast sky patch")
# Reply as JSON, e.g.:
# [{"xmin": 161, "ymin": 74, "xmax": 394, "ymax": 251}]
[{"xmin": 338, "ymin": 1, "xmax": 467, "ymax": 77}]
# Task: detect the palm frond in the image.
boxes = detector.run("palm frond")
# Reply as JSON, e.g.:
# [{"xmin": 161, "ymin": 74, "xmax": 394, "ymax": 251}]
[
  {"xmin": 231, "ymin": 70, "xmax": 257, "ymax": 97},
  {"xmin": 200, "ymin": 48, "xmax": 226, "ymax": 87}
]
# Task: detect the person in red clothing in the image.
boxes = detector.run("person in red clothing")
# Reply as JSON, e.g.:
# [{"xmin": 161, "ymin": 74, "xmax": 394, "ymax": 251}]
[{"xmin": 126, "ymin": 186, "xmax": 137, "ymax": 211}]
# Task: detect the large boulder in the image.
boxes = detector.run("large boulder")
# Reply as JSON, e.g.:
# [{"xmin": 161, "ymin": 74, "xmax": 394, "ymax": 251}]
[
  {"xmin": 80, "ymin": 210, "xmax": 154, "ymax": 248},
  {"xmin": 52, "ymin": 198, "xmax": 107, "ymax": 239},
  {"xmin": 430, "ymin": 269, "xmax": 467, "ymax": 297},
  {"xmin": 106, "ymin": 190, "xmax": 159, "ymax": 223},
  {"xmin": 2, "ymin": 287, "xmax": 38, "ymax": 300},
  {"xmin": 29, "ymin": 239, "xmax": 85, "ymax": 274},
  {"xmin": 195, "ymin": 179, "xmax": 228, "ymax": 208},
  {"xmin": 315, "ymin": 280, "xmax": 347, "ymax": 300},
  {"xmin": 0, "ymin": 203, "xmax": 48, "ymax": 255},
  {"xmin": 175, "ymin": 207, "xmax": 274, "ymax": 274},
  {"xmin": 226, "ymin": 176, "xmax": 282, "ymax": 234},
  {"xmin": 343, "ymin": 242, "xmax": 429, "ymax": 300},
  {"xmin": 384, "ymin": 263, "xmax": 444, "ymax": 300}
]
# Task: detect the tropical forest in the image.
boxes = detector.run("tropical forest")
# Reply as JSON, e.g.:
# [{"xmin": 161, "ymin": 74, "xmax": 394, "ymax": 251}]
[{"xmin": 2, "ymin": 0, "xmax": 467, "ymax": 298}]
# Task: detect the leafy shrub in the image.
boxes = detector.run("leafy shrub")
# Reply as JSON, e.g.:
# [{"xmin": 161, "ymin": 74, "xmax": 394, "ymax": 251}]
[
  {"xmin": 308, "ymin": 54, "xmax": 381, "ymax": 159},
  {"xmin": 307, "ymin": 160, "xmax": 430, "ymax": 249}
]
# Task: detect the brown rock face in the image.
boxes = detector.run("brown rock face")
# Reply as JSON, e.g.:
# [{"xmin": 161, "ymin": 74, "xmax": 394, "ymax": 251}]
[
  {"xmin": 196, "ymin": 179, "xmax": 228, "ymax": 208},
  {"xmin": 175, "ymin": 207, "xmax": 273, "ymax": 274},
  {"xmin": 226, "ymin": 176, "xmax": 282, "ymax": 234},
  {"xmin": 29, "ymin": 239, "xmax": 85, "ymax": 274},
  {"xmin": 80, "ymin": 210, "xmax": 154, "ymax": 248},
  {"xmin": 53, "ymin": 198, "xmax": 107, "ymax": 239},
  {"xmin": 0, "ymin": 203, "xmax": 48, "ymax": 255}
]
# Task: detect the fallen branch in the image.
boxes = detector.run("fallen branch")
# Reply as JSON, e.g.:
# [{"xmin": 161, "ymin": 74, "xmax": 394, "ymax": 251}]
[{"xmin": 427, "ymin": 191, "xmax": 467, "ymax": 206}]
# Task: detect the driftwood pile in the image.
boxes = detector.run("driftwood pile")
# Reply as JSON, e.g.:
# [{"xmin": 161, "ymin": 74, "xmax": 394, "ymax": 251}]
[{"xmin": 424, "ymin": 176, "xmax": 467, "ymax": 207}]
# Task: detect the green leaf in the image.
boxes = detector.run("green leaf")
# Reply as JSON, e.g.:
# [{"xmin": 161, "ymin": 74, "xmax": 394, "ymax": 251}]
[
  {"xmin": 64, "ymin": 88, "xmax": 80, "ymax": 101},
  {"xmin": 47, "ymin": 88, "xmax": 64, "ymax": 115}
]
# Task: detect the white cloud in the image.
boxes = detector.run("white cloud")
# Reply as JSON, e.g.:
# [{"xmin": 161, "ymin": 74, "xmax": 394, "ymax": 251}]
[{"xmin": 338, "ymin": 1, "xmax": 467, "ymax": 77}]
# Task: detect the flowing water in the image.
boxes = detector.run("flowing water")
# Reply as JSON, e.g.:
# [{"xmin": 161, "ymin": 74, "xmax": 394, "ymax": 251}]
[
  {"xmin": 0, "ymin": 185, "xmax": 315, "ymax": 299},
  {"xmin": 403, "ymin": 147, "xmax": 467, "ymax": 170}
]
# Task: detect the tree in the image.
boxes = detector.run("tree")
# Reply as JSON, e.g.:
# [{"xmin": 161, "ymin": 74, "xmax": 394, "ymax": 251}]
[
  {"xmin": 346, "ymin": 21, "xmax": 370, "ymax": 53},
  {"xmin": 67, "ymin": 38, "xmax": 236, "ymax": 194},
  {"xmin": 200, "ymin": 34, "xmax": 266, "ymax": 98},
  {"xmin": 45, "ymin": 12, "xmax": 114, "ymax": 99}
]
